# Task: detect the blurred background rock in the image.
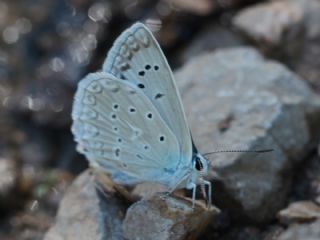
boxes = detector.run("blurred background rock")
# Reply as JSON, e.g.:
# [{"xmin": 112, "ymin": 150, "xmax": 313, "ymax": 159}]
[{"xmin": 0, "ymin": 0, "xmax": 320, "ymax": 239}]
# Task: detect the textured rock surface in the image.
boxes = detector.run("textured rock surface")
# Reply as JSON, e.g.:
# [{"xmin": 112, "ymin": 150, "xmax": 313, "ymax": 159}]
[
  {"xmin": 123, "ymin": 193, "xmax": 219, "ymax": 240},
  {"xmin": 181, "ymin": 23, "xmax": 245, "ymax": 63},
  {"xmin": 292, "ymin": 152, "xmax": 320, "ymax": 205},
  {"xmin": 163, "ymin": 0, "xmax": 216, "ymax": 15},
  {"xmin": 233, "ymin": 1, "xmax": 305, "ymax": 62},
  {"xmin": 275, "ymin": 0, "xmax": 320, "ymax": 40},
  {"xmin": 175, "ymin": 47, "xmax": 320, "ymax": 222},
  {"xmin": 161, "ymin": 0, "xmax": 260, "ymax": 16},
  {"xmin": 233, "ymin": 1, "xmax": 304, "ymax": 46},
  {"xmin": 44, "ymin": 170, "xmax": 126, "ymax": 240},
  {"xmin": 285, "ymin": 0, "xmax": 320, "ymax": 90},
  {"xmin": 277, "ymin": 220, "xmax": 320, "ymax": 240},
  {"xmin": 45, "ymin": 170, "xmax": 219, "ymax": 240},
  {"xmin": 278, "ymin": 201, "xmax": 320, "ymax": 224},
  {"xmin": 131, "ymin": 182, "xmax": 168, "ymax": 199},
  {"xmin": 233, "ymin": 0, "xmax": 320, "ymax": 91}
]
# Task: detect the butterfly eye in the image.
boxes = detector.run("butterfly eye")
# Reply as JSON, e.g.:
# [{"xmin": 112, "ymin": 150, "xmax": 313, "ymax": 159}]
[{"xmin": 195, "ymin": 157, "xmax": 203, "ymax": 171}]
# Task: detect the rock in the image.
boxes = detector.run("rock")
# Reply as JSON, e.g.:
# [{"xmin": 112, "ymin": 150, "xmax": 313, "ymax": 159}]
[
  {"xmin": 277, "ymin": 220, "xmax": 320, "ymax": 240},
  {"xmin": 233, "ymin": 0, "xmax": 320, "ymax": 91},
  {"xmin": 123, "ymin": 193, "xmax": 219, "ymax": 240},
  {"xmin": 233, "ymin": 1, "xmax": 304, "ymax": 45},
  {"xmin": 131, "ymin": 182, "xmax": 168, "ymax": 199},
  {"xmin": 296, "ymin": 42, "xmax": 320, "ymax": 91},
  {"xmin": 45, "ymin": 169, "xmax": 220, "ymax": 240},
  {"xmin": 175, "ymin": 47, "xmax": 320, "ymax": 222},
  {"xmin": 274, "ymin": 0, "xmax": 320, "ymax": 40},
  {"xmin": 262, "ymin": 226, "xmax": 284, "ymax": 240},
  {"xmin": 206, "ymin": 225, "xmax": 283, "ymax": 240},
  {"xmin": 161, "ymin": 0, "xmax": 259, "ymax": 15},
  {"xmin": 278, "ymin": 201, "xmax": 320, "ymax": 224},
  {"xmin": 233, "ymin": 1, "xmax": 304, "ymax": 62},
  {"xmin": 281, "ymin": 0, "xmax": 320, "ymax": 91},
  {"xmin": 180, "ymin": 23, "xmax": 245, "ymax": 63},
  {"xmin": 44, "ymin": 170, "xmax": 127, "ymax": 240},
  {"xmin": 292, "ymin": 153, "xmax": 320, "ymax": 203},
  {"xmin": 162, "ymin": 0, "xmax": 217, "ymax": 15}
]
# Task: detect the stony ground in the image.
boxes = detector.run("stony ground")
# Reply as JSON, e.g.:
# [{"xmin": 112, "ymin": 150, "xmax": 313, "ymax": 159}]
[{"xmin": 1, "ymin": 0, "xmax": 320, "ymax": 239}]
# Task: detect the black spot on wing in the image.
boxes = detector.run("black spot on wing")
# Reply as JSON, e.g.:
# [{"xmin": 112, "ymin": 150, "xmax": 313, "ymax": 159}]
[
  {"xmin": 137, "ymin": 83, "xmax": 145, "ymax": 89},
  {"xmin": 155, "ymin": 93, "xmax": 164, "ymax": 100}
]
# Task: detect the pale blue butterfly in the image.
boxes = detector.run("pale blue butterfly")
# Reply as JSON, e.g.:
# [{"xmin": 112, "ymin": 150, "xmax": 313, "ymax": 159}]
[{"xmin": 71, "ymin": 22, "xmax": 211, "ymax": 208}]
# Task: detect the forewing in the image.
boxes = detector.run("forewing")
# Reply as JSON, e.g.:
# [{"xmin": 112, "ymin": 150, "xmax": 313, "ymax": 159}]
[
  {"xmin": 72, "ymin": 72, "xmax": 180, "ymax": 185},
  {"xmin": 103, "ymin": 22, "xmax": 192, "ymax": 164}
]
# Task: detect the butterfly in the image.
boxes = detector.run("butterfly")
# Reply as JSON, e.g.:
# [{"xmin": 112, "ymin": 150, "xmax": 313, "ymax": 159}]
[{"xmin": 71, "ymin": 22, "xmax": 211, "ymax": 208}]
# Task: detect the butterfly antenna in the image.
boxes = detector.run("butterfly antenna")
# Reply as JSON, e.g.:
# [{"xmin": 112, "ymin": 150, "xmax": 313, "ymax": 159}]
[{"xmin": 203, "ymin": 148, "xmax": 273, "ymax": 157}]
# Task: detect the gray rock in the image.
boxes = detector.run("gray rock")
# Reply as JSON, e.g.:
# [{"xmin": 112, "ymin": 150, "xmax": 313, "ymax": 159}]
[
  {"xmin": 233, "ymin": 1, "xmax": 305, "ymax": 62},
  {"xmin": 233, "ymin": 1, "xmax": 304, "ymax": 45},
  {"xmin": 278, "ymin": 201, "xmax": 320, "ymax": 224},
  {"xmin": 45, "ymin": 170, "xmax": 218, "ymax": 240},
  {"xmin": 44, "ymin": 170, "xmax": 126, "ymax": 240},
  {"xmin": 163, "ymin": 0, "xmax": 264, "ymax": 15},
  {"xmin": 277, "ymin": 220, "xmax": 320, "ymax": 240},
  {"xmin": 131, "ymin": 182, "xmax": 168, "ymax": 199},
  {"xmin": 233, "ymin": 0, "xmax": 320, "ymax": 91},
  {"xmin": 162, "ymin": 0, "xmax": 216, "ymax": 15},
  {"xmin": 283, "ymin": 0, "xmax": 320, "ymax": 90},
  {"xmin": 275, "ymin": 0, "xmax": 320, "ymax": 40},
  {"xmin": 292, "ymin": 152, "xmax": 320, "ymax": 204},
  {"xmin": 181, "ymin": 23, "xmax": 245, "ymax": 63},
  {"xmin": 175, "ymin": 47, "xmax": 320, "ymax": 222},
  {"xmin": 123, "ymin": 193, "xmax": 219, "ymax": 240}
]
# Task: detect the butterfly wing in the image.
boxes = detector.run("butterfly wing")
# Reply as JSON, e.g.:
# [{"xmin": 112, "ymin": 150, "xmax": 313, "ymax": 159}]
[
  {"xmin": 72, "ymin": 72, "xmax": 183, "ymax": 186},
  {"xmin": 102, "ymin": 22, "xmax": 193, "ymax": 166}
]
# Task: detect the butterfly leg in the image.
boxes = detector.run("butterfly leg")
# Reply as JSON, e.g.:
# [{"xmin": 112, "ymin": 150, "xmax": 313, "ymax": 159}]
[
  {"xmin": 190, "ymin": 182, "xmax": 197, "ymax": 209},
  {"xmin": 203, "ymin": 180, "xmax": 212, "ymax": 209},
  {"xmin": 200, "ymin": 182, "xmax": 207, "ymax": 202}
]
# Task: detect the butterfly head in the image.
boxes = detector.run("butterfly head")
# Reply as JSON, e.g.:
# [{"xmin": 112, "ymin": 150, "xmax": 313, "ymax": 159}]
[
  {"xmin": 187, "ymin": 153, "xmax": 212, "ymax": 208},
  {"xmin": 192, "ymin": 153, "xmax": 208, "ymax": 181}
]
